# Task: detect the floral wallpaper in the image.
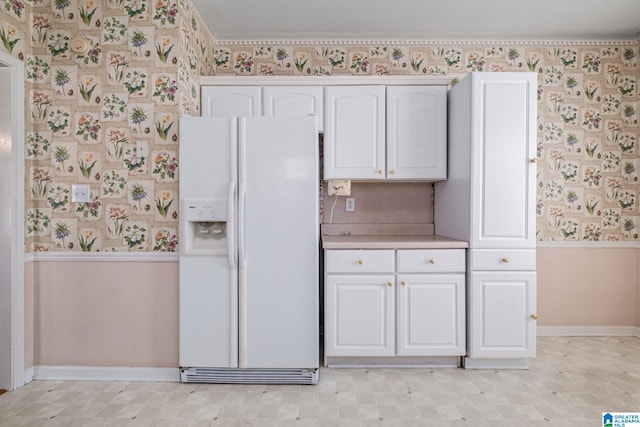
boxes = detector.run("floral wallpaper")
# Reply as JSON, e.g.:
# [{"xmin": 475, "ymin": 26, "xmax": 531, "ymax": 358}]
[
  {"xmin": 1, "ymin": 0, "xmax": 639, "ymax": 250},
  {"xmin": 213, "ymin": 41, "xmax": 639, "ymax": 242},
  {"xmin": 1, "ymin": 0, "xmax": 215, "ymax": 252}
]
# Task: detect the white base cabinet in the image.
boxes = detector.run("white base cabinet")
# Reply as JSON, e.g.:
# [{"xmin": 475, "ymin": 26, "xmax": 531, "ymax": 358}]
[
  {"xmin": 324, "ymin": 249, "xmax": 465, "ymax": 363},
  {"xmin": 397, "ymin": 274, "xmax": 465, "ymax": 355},
  {"xmin": 468, "ymin": 271, "xmax": 536, "ymax": 359},
  {"xmin": 325, "ymin": 274, "xmax": 395, "ymax": 357}
]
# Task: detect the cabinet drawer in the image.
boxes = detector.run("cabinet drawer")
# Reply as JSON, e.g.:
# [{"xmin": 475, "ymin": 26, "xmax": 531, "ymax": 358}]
[
  {"xmin": 325, "ymin": 250, "xmax": 395, "ymax": 273},
  {"xmin": 397, "ymin": 249, "xmax": 465, "ymax": 273},
  {"xmin": 469, "ymin": 249, "xmax": 536, "ymax": 271}
]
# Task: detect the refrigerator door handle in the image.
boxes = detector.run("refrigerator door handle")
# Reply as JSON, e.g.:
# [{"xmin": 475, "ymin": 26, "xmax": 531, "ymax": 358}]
[
  {"xmin": 227, "ymin": 181, "xmax": 236, "ymax": 270},
  {"xmin": 238, "ymin": 117, "xmax": 247, "ymax": 367},
  {"xmin": 238, "ymin": 181, "xmax": 246, "ymax": 270}
]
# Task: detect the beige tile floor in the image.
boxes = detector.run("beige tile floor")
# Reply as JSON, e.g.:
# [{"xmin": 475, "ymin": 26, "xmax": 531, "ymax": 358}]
[{"xmin": 1, "ymin": 336, "xmax": 639, "ymax": 426}]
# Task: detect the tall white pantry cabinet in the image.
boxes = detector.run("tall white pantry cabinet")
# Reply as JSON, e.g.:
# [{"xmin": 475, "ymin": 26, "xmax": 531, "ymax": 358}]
[{"xmin": 435, "ymin": 72, "xmax": 538, "ymax": 369}]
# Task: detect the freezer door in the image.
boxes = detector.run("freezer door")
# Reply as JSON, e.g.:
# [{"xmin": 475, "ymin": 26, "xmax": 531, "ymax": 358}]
[
  {"xmin": 238, "ymin": 116, "xmax": 319, "ymax": 369},
  {"xmin": 178, "ymin": 116, "xmax": 238, "ymax": 368}
]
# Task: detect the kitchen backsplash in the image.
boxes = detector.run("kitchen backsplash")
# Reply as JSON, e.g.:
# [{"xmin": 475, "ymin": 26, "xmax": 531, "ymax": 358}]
[
  {"xmin": 322, "ymin": 182, "xmax": 433, "ymax": 225},
  {"xmin": 1, "ymin": 1, "xmax": 638, "ymax": 250}
]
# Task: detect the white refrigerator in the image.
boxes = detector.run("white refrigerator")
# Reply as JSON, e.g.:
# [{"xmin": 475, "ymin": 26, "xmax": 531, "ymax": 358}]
[{"xmin": 178, "ymin": 115, "xmax": 319, "ymax": 384}]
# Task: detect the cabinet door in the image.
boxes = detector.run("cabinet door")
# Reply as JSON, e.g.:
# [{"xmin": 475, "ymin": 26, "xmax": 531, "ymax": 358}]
[
  {"xmin": 201, "ymin": 86, "xmax": 261, "ymax": 117},
  {"xmin": 471, "ymin": 73, "xmax": 537, "ymax": 248},
  {"xmin": 263, "ymin": 86, "xmax": 324, "ymax": 131},
  {"xmin": 386, "ymin": 86, "xmax": 446, "ymax": 180},
  {"xmin": 468, "ymin": 271, "xmax": 537, "ymax": 358},
  {"xmin": 396, "ymin": 274, "xmax": 465, "ymax": 355},
  {"xmin": 325, "ymin": 274, "xmax": 395, "ymax": 356},
  {"xmin": 324, "ymin": 86, "xmax": 385, "ymax": 180}
]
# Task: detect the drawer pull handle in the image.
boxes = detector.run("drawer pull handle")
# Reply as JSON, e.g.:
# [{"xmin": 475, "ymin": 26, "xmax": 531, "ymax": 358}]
[
  {"xmin": 530, "ymin": 314, "xmax": 538, "ymax": 320},
  {"xmin": 501, "ymin": 257, "xmax": 509, "ymax": 263},
  {"xmin": 401, "ymin": 281, "xmax": 406, "ymax": 286},
  {"xmin": 387, "ymin": 282, "xmax": 393, "ymax": 287},
  {"xmin": 357, "ymin": 260, "xmax": 364, "ymax": 265},
  {"xmin": 428, "ymin": 259, "xmax": 436, "ymax": 264}
]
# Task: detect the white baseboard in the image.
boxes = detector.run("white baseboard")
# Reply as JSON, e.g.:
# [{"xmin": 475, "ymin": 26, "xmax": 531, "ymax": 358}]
[
  {"xmin": 463, "ymin": 357, "xmax": 530, "ymax": 370},
  {"xmin": 23, "ymin": 366, "xmax": 34, "ymax": 384},
  {"xmin": 537, "ymin": 326, "xmax": 640, "ymax": 337},
  {"xmin": 33, "ymin": 366, "xmax": 181, "ymax": 382}
]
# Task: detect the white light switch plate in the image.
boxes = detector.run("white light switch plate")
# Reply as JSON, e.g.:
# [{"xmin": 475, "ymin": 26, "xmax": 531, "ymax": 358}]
[
  {"xmin": 346, "ymin": 198, "xmax": 355, "ymax": 212},
  {"xmin": 71, "ymin": 184, "xmax": 90, "ymax": 203}
]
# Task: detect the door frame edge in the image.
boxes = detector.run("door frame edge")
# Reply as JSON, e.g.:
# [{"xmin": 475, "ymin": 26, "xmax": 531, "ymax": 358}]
[{"xmin": 0, "ymin": 51, "xmax": 26, "ymax": 390}]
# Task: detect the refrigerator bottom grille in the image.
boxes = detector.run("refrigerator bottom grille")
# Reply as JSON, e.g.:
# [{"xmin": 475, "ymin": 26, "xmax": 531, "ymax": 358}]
[{"xmin": 180, "ymin": 368, "xmax": 319, "ymax": 385}]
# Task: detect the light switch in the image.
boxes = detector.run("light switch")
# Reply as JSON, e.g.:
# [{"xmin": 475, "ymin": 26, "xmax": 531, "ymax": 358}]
[{"xmin": 71, "ymin": 184, "xmax": 90, "ymax": 203}]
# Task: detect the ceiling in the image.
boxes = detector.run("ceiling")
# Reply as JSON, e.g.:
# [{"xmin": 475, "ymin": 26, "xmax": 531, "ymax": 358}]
[{"xmin": 192, "ymin": 0, "xmax": 640, "ymax": 42}]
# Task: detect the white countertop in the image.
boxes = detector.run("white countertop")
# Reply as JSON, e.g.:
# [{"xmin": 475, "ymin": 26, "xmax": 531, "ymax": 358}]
[{"xmin": 321, "ymin": 233, "xmax": 469, "ymax": 249}]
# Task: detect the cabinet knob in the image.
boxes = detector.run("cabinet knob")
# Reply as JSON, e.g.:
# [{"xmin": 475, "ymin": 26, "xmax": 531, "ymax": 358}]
[
  {"xmin": 427, "ymin": 259, "xmax": 436, "ymax": 264},
  {"xmin": 387, "ymin": 282, "xmax": 393, "ymax": 287},
  {"xmin": 377, "ymin": 169, "xmax": 384, "ymax": 174},
  {"xmin": 390, "ymin": 170, "xmax": 395, "ymax": 174},
  {"xmin": 530, "ymin": 158, "xmax": 537, "ymax": 163},
  {"xmin": 401, "ymin": 281, "xmax": 406, "ymax": 286},
  {"xmin": 357, "ymin": 260, "xmax": 364, "ymax": 265},
  {"xmin": 530, "ymin": 314, "xmax": 538, "ymax": 320},
  {"xmin": 501, "ymin": 257, "xmax": 509, "ymax": 263}
]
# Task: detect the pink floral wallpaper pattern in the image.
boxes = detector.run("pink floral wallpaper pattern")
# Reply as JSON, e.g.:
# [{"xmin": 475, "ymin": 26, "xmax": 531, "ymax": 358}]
[
  {"xmin": 210, "ymin": 42, "xmax": 638, "ymax": 241},
  {"xmin": 1, "ymin": 0, "xmax": 639, "ymax": 250},
  {"xmin": 2, "ymin": 0, "xmax": 214, "ymax": 252}
]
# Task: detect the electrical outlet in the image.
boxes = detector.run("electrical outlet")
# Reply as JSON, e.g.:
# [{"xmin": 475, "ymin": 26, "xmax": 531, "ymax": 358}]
[
  {"xmin": 71, "ymin": 184, "xmax": 90, "ymax": 203},
  {"xmin": 346, "ymin": 198, "xmax": 355, "ymax": 212},
  {"xmin": 328, "ymin": 180, "xmax": 351, "ymax": 196}
]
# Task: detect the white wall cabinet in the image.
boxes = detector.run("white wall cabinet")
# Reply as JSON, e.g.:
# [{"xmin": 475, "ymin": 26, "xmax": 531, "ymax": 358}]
[
  {"xmin": 324, "ymin": 249, "xmax": 465, "ymax": 361},
  {"xmin": 324, "ymin": 86, "xmax": 386, "ymax": 180},
  {"xmin": 202, "ymin": 86, "xmax": 323, "ymax": 130},
  {"xmin": 201, "ymin": 86, "xmax": 262, "ymax": 117},
  {"xmin": 434, "ymin": 72, "xmax": 537, "ymax": 369},
  {"xmin": 263, "ymin": 86, "xmax": 324, "ymax": 131},
  {"xmin": 386, "ymin": 86, "xmax": 447, "ymax": 180},
  {"xmin": 324, "ymin": 85, "xmax": 447, "ymax": 181}
]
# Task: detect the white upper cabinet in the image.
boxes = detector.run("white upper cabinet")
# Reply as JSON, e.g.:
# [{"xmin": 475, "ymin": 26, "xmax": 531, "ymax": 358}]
[
  {"xmin": 263, "ymin": 86, "xmax": 324, "ymax": 131},
  {"xmin": 324, "ymin": 86, "xmax": 386, "ymax": 180},
  {"xmin": 435, "ymin": 72, "xmax": 537, "ymax": 249},
  {"xmin": 201, "ymin": 86, "xmax": 262, "ymax": 117},
  {"xmin": 324, "ymin": 85, "xmax": 447, "ymax": 181},
  {"xmin": 471, "ymin": 75, "xmax": 536, "ymax": 249},
  {"xmin": 386, "ymin": 86, "xmax": 447, "ymax": 180}
]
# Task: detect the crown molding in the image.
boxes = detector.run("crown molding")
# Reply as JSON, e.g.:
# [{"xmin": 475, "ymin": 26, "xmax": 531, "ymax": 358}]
[
  {"xmin": 213, "ymin": 38, "xmax": 640, "ymax": 47},
  {"xmin": 199, "ymin": 75, "xmax": 454, "ymax": 86}
]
